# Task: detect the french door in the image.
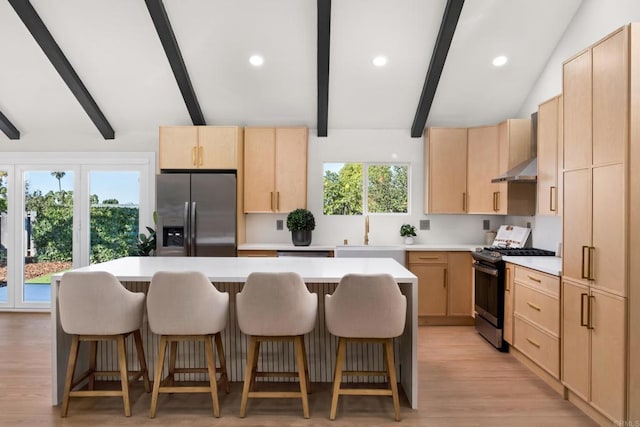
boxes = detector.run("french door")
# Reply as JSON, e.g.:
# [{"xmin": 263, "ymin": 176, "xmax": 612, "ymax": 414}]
[{"xmin": 0, "ymin": 154, "xmax": 153, "ymax": 310}]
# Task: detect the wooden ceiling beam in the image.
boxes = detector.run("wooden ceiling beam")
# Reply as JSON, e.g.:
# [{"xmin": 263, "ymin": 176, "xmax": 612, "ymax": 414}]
[
  {"xmin": 317, "ymin": 0, "xmax": 331, "ymax": 137},
  {"xmin": 411, "ymin": 0, "xmax": 465, "ymax": 138},
  {"xmin": 145, "ymin": 0, "xmax": 205, "ymax": 126},
  {"xmin": 9, "ymin": 0, "xmax": 114, "ymax": 139},
  {"xmin": 0, "ymin": 110, "xmax": 20, "ymax": 140}
]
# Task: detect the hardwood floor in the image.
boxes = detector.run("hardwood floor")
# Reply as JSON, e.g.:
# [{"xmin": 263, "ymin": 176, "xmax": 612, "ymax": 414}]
[{"xmin": 0, "ymin": 313, "xmax": 596, "ymax": 426}]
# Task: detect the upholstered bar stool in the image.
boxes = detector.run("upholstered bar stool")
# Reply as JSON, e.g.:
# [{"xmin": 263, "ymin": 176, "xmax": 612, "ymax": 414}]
[
  {"xmin": 146, "ymin": 271, "xmax": 230, "ymax": 418},
  {"xmin": 237, "ymin": 272, "xmax": 318, "ymax": 418},
  {"xmin": 59, "ymin": 271, "xmax": 150, "ymax": 417},
  {"xmin": 325, "ymin": 273, "xmax": 407, "ymax": 421}
]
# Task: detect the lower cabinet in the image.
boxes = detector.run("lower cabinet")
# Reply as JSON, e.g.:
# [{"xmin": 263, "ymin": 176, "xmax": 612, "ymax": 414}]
[
  {"xmin": 236, "ymin": 250, "xmax": 277, "ymax": 257},
  {"xmin": 562, "ymin": 279, "xmax": 626, "ymax": 422},
  {"xmin": 407, "ymin": 251, "xmax": 473, "ymax": 324},
  {"xmin": 512, "ymin": 265, "xmax": 560, "ymax": 379}
]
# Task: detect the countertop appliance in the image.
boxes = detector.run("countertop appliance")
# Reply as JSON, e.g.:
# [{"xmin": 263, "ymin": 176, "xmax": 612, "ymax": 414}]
[
  {"xmin": 156, "ymin": 172, "xmax": 236, "ymax": 257},
  {"xmin": 471, "ymin": 225, "xmax": 554, "ymax": 351}
]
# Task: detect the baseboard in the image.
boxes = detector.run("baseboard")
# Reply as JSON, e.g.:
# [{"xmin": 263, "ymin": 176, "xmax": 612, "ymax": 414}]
[
  {"xmin": 418, "ymin": 315, "xmax": 474, "ymax": 326},
  {"xmin": 566, "ymin": 389, "xmax": 617, "ymax": 427}
]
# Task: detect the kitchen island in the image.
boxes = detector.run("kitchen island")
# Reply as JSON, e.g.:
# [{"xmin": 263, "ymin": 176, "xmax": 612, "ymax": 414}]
[{"xmin": 51, "ymin": 256, "xmax": 418, "ymax": 408}]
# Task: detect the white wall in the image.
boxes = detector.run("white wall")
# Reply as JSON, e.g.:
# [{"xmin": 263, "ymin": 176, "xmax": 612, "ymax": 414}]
[
  {"xmin": 519, "ymin": 0, "xmax": 640, "ymax": 116},
  {"xmin": 245, "ymin": 129, "xmax": 504, "ymax": 246}
]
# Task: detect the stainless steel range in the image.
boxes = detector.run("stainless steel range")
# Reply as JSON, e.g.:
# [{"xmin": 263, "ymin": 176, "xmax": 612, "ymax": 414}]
[{"xmin": 471, "ymin": 226, "xmax": 555, "ymax": 352}]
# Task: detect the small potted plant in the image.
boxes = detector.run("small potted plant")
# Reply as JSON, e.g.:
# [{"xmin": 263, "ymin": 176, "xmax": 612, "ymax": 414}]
[
  {"xmin": 287, "ymin": 208, "xmax": 316, "ymax": 246},
  {"xmin": 400, "ymin": 224, "xmax": 417, "ymax": 245}
]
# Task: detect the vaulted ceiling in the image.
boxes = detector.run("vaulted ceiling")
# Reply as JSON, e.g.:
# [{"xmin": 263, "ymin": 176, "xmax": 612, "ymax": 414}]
[{"xmin": 0, "ymin": 0, "xmax": 582, "ymax": 141}]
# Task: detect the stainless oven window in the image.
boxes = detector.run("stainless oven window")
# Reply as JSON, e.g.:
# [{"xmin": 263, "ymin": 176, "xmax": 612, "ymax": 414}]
[{"xmin": 473, "ymin": 262, "xmax": 503, "ymax": 327}]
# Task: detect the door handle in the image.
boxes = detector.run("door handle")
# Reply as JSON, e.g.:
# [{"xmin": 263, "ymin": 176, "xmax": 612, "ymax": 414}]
[
  {"xmin": 191, "ymin": 146, "xmax": 197, "ymax": 166},
  {"xmin": 588, "ymin": 295, "xmax": 595, "ymax": 330},
  {"xmin": 581, "ymin": 246, "xmax": 589, "ymax": 279},
  {"xmin": 190, "ymin": 202, "xmax": 197, "ymax": 256},
  {"xmin": 198, "ymin": 146, "xmax": 204, "ymax": 166},
  {"xmin": 580, "ymin": 293, "xmax": 588, "ymax": 327},
  {"xmin": 550, "ymin": 186, "xmax": 557, "ymax": 212},
  {"xmin": 443, "ymin": 268, "xmax": 448, "ymax": 288},
  {"xmin": 270, "ymin": 192, "xmax": 274, "ymax": 211},
  {"xmin": 276, "ymin": 191, "xmax": 280, "ymax": 211},
  {"xmin": 527, "ymin": 302, "xmax": 541, "ymax": 311},
  {"xmin": 526, "ymin": 338, "xmax": 541, "ymax": 348},
  {"xmin": 505, "ymin": 267, "xmax": 511, "ymax": 292},
  {"xmin": 527, "ymin": 275, "xmax": 541, "ymax": 283},
  {"xmin": 183, "ymin": 202, "xmax": 190, "ymax": 256},
  {"xmin": 462, "ymin": 192, "xmax": 467, "ymax": 212},
  {"xmin": 588, "ymin": 246, "xmax": 595, "ymax": 280}
]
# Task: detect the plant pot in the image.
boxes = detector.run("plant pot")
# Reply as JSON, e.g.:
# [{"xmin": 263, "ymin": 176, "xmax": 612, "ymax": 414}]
[
  {"xmin": 404, "ymin": 236, "xmax": 414, "ymax": 245},
  {"xmin": 292, "ymin": 230, "xmax": 312, "ymax": 246}
]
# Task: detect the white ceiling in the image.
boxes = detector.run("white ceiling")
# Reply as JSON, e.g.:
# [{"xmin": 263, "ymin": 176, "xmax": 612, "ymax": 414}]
[{"xmin": 0, "ymin": 0, "xmax": 582, "ymax": 140}]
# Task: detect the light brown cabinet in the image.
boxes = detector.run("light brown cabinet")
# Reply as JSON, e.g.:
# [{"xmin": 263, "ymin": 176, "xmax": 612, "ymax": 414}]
[
  {"xmin": 537, "ymin": 95, "xmax": 563, "ymax": 216},
  {"xmin": 495, "ymin": 119, "xmax": 535, "ymax": 215},
  {"xmin": 512, "ymin": 266, "xmax": 560, "ymax": 379},
  {"xmin": 159, "ymin": 126, "xmax": 242, "ymax": 170},
  {"xmin": 244, "ymin": 127, "xmax": 308, "ymax": 213},
  {"xmin": 562, "ymin": 24, "xmax": 635, "ymax": 424},
  {"xmin": 466, "ymin": 125, "xmax": 499, "ymax": 214},
  {"xmin": 503, "ymin": 263, "xmax": 515, "ymax": 344},
  {"xmin": 236, "ymin": 250, "xmax": 278, "ymax": 257},
  {"xmin": 424, "ymin": 128, "xmax": 467, "ymax": 214},
  {"xmin": 407, "ymin": 251, "xmax": 472, "ymax": 324}
]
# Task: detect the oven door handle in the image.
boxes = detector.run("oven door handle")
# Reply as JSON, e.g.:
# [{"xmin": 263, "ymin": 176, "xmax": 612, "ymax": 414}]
[{"xmin": 473, "ymin": 262, "xmax": 499, "ymax": 277}]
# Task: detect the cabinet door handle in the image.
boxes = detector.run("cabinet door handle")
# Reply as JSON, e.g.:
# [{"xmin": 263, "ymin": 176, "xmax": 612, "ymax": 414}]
[
  {"xmin": 550, "ymin": 186, "xmax": 557, "ymax": 212},
  {"xmin": 419, "ymin": 256, "xmax": 439, "ymax": 260},
  {"xmin": 588, "ymin": 246, "xmax": 595, "ymax": 280},
  {"xmin": 276, "ymin": 192, "xmax": 280, "ymax": 211},
  {"xmin": 444, "ymin": 268, "xmax": 448, "ymax": 288},
  {"xmin": 526, "ymin": 338, "xmax": 541, "ymax": 348},
  {"xmin": 270, "ymin": 192, "xmax": 274, "ymax": 211},
  {"xmin": 527, "ymin": 275, "xmax": 541, "ymax": 283},
  {"xmin": 527, "ymin": 302, "xmax": 541, "ymax": 311},
  {"xmin": 588, "ymin": 294, "xmax": 595, "ymax": 330},
  {"xmin": 505, "ymin": 267, "xmax": 511, "ymax": 292},
  {"xmin": 192, "ymin": 146, "xmax": 197, "ymax": 166},
  {"xmin": 462, "ymin": 192, "xmax": 467, "ymax": 212},
  {"xmin": 580, "ymin": 293, "xmax": 588, "ymax": 327},
  {"xmin": 581, "ymin": 246, "xmax": 589, "ymax": 279},
  {"xmin": 198, "ymin": 146, "xmax": 204, "ymax": 166}
]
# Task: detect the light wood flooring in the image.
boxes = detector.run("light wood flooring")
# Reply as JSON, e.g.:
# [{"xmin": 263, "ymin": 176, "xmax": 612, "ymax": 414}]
[{"xmin": 0, "ymin": 313, "xmax": 597, "ymax": 426}]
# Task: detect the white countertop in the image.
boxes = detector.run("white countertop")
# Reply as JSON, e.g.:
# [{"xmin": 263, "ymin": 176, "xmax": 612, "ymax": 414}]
[
  {"xmin": 239, "ymin": 243, "xmax": 481, "ymax": 252},
  {"xmin": 502, "ymin": 256, "xmax": 562, "ymax": 276},
  {"xmin": 53, "ymin": 256, "xmax": 417, "ymax": 283}
]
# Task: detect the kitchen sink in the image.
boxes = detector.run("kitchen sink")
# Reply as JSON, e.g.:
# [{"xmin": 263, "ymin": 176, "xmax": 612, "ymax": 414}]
[{"xmin": 333, "ymin": 245, "xmax": 406, "ymax": 267}]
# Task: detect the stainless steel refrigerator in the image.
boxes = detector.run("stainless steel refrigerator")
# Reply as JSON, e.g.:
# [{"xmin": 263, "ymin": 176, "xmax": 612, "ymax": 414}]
[{"xmin": 156, "ymin": 173, "xmax": 236, "ymax": 257}]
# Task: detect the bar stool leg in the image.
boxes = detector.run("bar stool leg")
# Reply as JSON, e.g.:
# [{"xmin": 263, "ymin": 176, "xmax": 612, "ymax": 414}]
[
  {"xmin": 249, "ymin": 339, "xmax": 260, "ymax": 391},
  {"xmin": 295, "ymin": 335, "xmax": 310, "ymax": 418},
  {"xmin": 150, "ymin": 335, "xmax": 168, "ymax": 418},
  {"xmin": 168, "ymin": 341, "xmax": 178, "ymax": 387},
  {"xmin": 384, "ymin": 339, "xmax": 401, "ymax": 421},
  {"xmin": 205, "ymin": 336, "xmax": 220, "ymax": 417},
  {"xmin": 240, "ymin": 336, "xmax": 257, "ymax": 418},
  {"xmin": 301, "ymin": 335, "xmax": 311, "ymax": 393},
  {"xmin": 88, "ymin": 341, "xmax": 97, "ymax": 391},
  {"xmin": 133, "ymin": 330, "xmax": 151, "ymax": 392},
  {"xmin": 116, "ymin": 335, "xmax": 132, "ymax": 417},
  {"xmin": 330, "ymin": 337, "xmax": 346, "ymax": 420},
  {"xmin": 61, "ymin": 335, "xmax": 80, "ymax": 417},
  {"xmin": 214, "ymin": 333, "xmax": 230, "ymax": 394}
]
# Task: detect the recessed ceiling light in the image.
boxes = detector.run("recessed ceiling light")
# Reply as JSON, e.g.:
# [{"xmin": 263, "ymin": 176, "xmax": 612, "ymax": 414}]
[
  {"xmin": 249, "ymin": 55, "xmax": 264, "ymax": 67},
  {"xmin": 492, "ymin": 55, "xmax": 508, "ymax": 67},
  {"xmin": 372, "ymin": 55, "xmax": 387, "ymax": 67}
]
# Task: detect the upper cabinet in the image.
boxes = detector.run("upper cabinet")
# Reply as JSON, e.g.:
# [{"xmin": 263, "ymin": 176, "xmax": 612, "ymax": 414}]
[
  {"xmin": 537, "ymin": 95, "xmax": 563, "ymax": 216},
  {"xmin": 425, "ymin": 119, "xmax": 533, "ymax": 215},
  {"xmin": 424, "ymin": 127, "xmax": 468, "ymax": 214},
  {"xmin": 159, "ymin": 126, "xmax": 242, "ymax": 170},
  {"xmin": 467, "ymin": 125, "xmax": 499, "ymax": 214},
  {"xmin": 244, "ymin": 127, "xmax": 308, "ymax": 213},
  {"xmin": 495, "ymin": 119, "xmax": 535, "ymax": 215}
]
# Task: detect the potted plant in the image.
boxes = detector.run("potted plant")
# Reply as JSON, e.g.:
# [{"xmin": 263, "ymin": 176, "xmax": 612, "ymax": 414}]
[
  {"xmin": 136, "ymin": 211, "xmax": 157, "ymax": 256},
  {"xmin": 400, "ymin": 224, "xmax": 417, "ymax": 245},
  {"xmin": 286, "ymin": 208, "xmax": 316, "ymax": 246}
]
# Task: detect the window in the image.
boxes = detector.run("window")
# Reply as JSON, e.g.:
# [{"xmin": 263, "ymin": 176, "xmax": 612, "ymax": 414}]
[{"xmin": 323, "ymin": 163, "xmax": 409, "ymax": 215}]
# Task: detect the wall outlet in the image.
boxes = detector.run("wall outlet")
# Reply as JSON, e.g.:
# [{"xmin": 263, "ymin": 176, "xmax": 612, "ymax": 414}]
[
  {"xmin": 420, "ymin": 219, "xmax": 430, "ymax": 230},
  {"xmin": 526, "ymin": 222, "xmax": 531, "ymax": 228},
  {"xmin": 276, "ymin": 219, "xmax": 283, "ymax": 230},
  {"xmin": 483, "ymin": 219, "xmax": 490, "ymax": 230}
]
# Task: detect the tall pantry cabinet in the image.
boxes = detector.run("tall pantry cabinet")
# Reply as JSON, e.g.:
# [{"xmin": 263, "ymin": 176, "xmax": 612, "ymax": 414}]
[{"xmin": 562, "ymin": 24, "xmax": 639, "ymax": 424}]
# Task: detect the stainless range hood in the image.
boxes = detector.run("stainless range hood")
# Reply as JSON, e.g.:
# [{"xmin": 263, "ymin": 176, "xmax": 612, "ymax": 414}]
[{"xmin": 491, "ymin": 157, "xmax": 537, "ymax": 183}]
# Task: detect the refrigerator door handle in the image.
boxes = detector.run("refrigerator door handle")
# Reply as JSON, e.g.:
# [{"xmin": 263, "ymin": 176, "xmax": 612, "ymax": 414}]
[
  {"xmin": 183, "ymin": 202, "xmax": 190, "ymax": 256},
  {"xmin": 191, "ymin": 201, "xmax": 197, "ymax": 256}
]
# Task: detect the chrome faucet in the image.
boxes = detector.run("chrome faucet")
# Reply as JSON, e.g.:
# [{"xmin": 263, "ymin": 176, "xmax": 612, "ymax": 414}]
[{"xmin": 364, "ymin": 215, "xmax": 369, "ymax": 245}]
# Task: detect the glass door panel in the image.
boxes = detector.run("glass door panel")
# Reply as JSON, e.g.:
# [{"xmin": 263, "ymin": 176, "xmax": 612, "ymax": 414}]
[
  {"xmin": 89, "ymin": 171, "xmax": 141, "ymax": 264},
  {"xmin": 22, "ymin": 170, "xmax": 75, "ymax": 304},
  {"xmin": 0, "ymin": 170, "xmax": 7, "ymax": 304}
]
